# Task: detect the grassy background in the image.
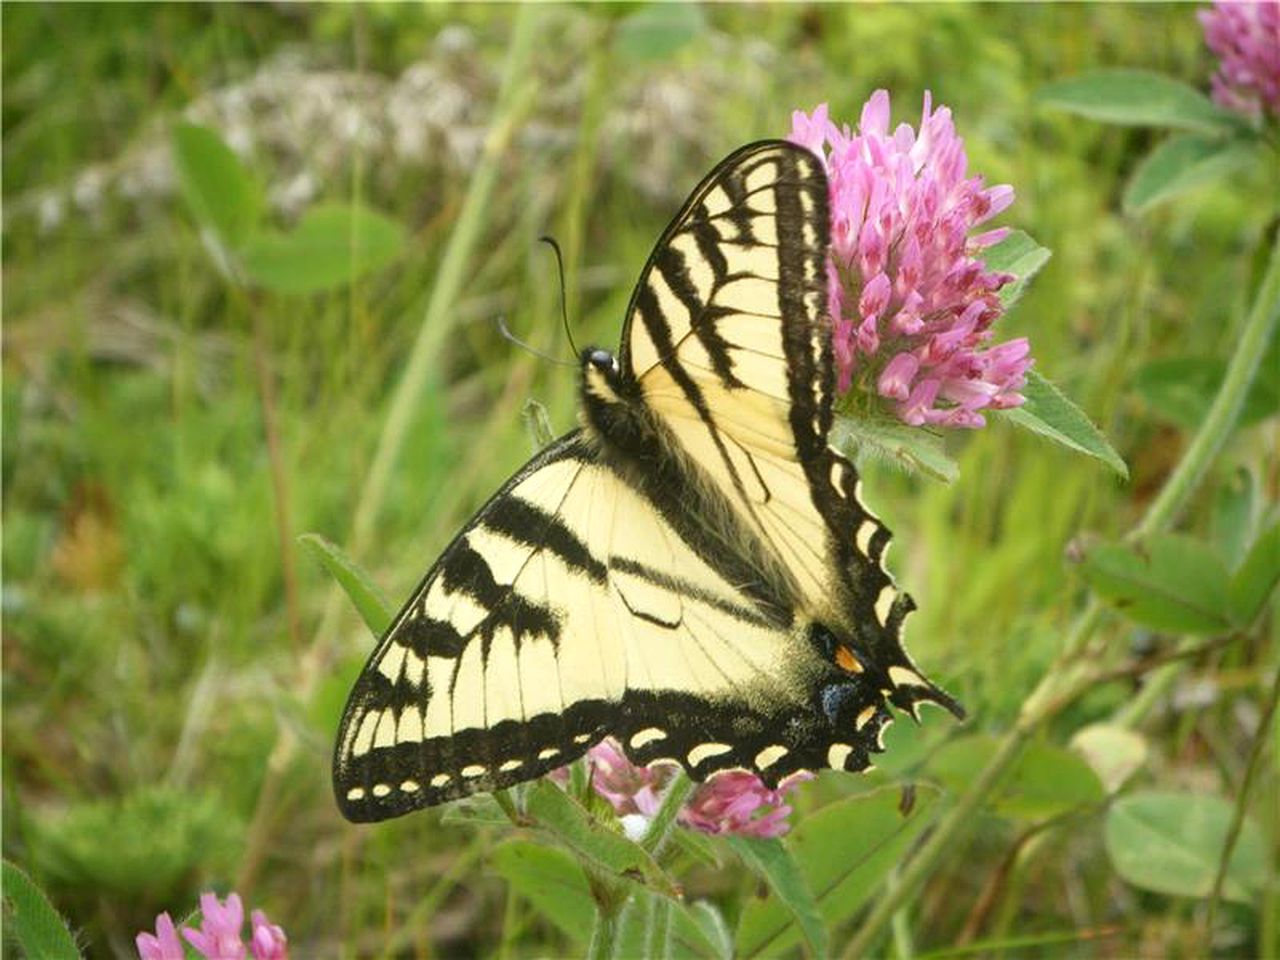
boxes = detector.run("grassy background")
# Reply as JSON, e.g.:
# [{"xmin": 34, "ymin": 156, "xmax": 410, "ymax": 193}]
[{"xmin": 3, "ymin": 4, "xmax": 1274, "ymax": 958}]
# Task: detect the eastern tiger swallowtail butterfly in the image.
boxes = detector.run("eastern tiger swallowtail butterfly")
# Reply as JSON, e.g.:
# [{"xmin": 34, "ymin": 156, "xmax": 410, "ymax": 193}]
[{"xmin": 334, "ymin": 140, "xmax": 963, "ymax": 822}]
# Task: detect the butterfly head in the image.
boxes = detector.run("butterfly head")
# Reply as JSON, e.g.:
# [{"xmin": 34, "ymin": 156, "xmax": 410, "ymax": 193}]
[
  {"xmin": 582, "ymin": 347, "xmax": 621, "ymax": 388},
  {"xmin": 580, "ymin": 346, "xmax": 632, "ymax": 415}
]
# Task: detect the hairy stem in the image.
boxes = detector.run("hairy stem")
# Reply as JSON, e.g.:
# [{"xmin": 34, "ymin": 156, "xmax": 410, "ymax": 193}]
[
  {"xmin": 587, "ymin": 902, "xmax": 623, "ymax": 960},
  {"xmin": 584, "ymin": 772, "xmax": 695, "ymax": 960},
  {"xmin": 642, "ymin": 772, "xmax": 696, "ymax": 857}
]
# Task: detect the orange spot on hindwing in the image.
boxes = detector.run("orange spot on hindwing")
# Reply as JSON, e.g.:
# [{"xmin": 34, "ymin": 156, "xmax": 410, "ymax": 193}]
[{"xmin": 835, "ymin": 645, "xmax": 863, "ymax": 674}]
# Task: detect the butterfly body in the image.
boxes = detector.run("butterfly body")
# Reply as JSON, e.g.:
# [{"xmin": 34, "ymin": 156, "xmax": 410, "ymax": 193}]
[{"xmin": 334, "ymin": 141, "xmax": 962, "ymax": 823}]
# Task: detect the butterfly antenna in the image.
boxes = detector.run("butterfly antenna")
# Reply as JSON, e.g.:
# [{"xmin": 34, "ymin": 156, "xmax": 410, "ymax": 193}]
[
  {"xmin": 494, "ymin": 315, "xmax": 575, "ymax": 367},
  {"xmin": 539, "ymin": 235, "xmax": 580, "ymax": 357}
]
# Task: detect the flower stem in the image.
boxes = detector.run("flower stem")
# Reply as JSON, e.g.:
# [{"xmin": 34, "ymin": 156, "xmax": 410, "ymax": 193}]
[
  {"xmin": 1203, "ymin": 664, "xmax": 1280, "ymax": 949},
  {"xmin": 584, "ymin": 772, "xmax": 694, "ymax": 960},
  {"xmin": 641, "ymin": 771, "xmax": 696, "ymax": 857},
  {"xmin": 584, "ymin": 862, "xmax": 637, "ymax": 960},
  {"xmin": 1132, "ymin": 230, "xmax": 1280, "ymax": 540},
  {"xmin": 888, "ymin": 865, "xmax": 916, "ymax": 959},
  {"xmin": 587, "ymin": 903, "xmax": 622, "ymax": 960},
  {"xmin": 843, "ymin": 229, "xmax": 1279, "ymax": 958}
]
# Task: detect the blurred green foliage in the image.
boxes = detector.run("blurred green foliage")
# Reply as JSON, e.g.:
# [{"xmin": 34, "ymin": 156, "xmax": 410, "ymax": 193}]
[{"xmin": 2, "ymin": 4, "xmax": 1275, "ymax": 957}]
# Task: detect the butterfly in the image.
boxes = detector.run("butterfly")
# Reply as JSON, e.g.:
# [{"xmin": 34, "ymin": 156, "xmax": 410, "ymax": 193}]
[{"xmin": 334, "ymin": 140, "xmax": 963, "ymax": 822}]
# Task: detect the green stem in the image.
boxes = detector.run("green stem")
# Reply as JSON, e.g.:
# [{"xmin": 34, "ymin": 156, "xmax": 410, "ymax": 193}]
[
  {"xmin": 844, "ymin": 231, "xmax": 1280, "ymax": 958},
  {"xmin": 888, "ymin": 865, "xmax": 916, "ymax": 960},
  {"xmin": 1056, "ymin": 602, "xmax": 1106, "ymax": 665},
  {"xmin": 586, "ymin": 772, "xmax": 694, "ymax": 960},
  {"xmin": 587, "ymin": 903, "xmax": 622, "ymax": 960},
  {"xmin": 641, "ymin": 771, "xmax": 696, "ymax": 857},
  {"xmin": 1113, "ymin": 232, "xmax": 1280, "ymax": 728},
  {"xmin": 497, "ymin": 880, "xmax": 522, "ymax": 960},
  {"xmin": 1203, "ymin": 664, "xmax": 1280, "ymax": 947},
  {"xmin": 1132, "ymin": 231, "xmax": 1280, "ymax": 540},
  {"xmin": 1112, "ymin": 636, "xmax": 1199, "ymax": 729}
]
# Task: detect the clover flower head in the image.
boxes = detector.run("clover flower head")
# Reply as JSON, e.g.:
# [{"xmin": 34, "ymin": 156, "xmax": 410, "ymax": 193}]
[
  {"xmin": 680, "ymin": 770, "xmax": 813, "ymax": 838},
  {"xmin": 584, "ymin": 738, "xmax": 808, "ymax": 838},
  {"xmin": 789, "ymin": 92, "xmax": 1030, "ymax": 428},
  {"xmin": 1199, "ymin": 1, "xmax": 1280, "ymax": 119},
  {"xmin": 587, "ymin": 737, "xmax": 672, "ymax": 819},
  {"xmin": 137, "ymin": 892, "xmax": 288, "ymax": 960}
]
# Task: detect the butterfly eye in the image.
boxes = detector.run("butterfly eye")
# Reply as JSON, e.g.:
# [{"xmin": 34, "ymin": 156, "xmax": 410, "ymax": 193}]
[{"xmin": 589, "ymin": 349, "xmax": 614, "ymax": 370}]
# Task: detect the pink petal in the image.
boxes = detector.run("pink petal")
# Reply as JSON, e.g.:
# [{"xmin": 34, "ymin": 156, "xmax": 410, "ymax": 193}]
[
  {"xmin": 860, "ymin": 89, "xmax": 891, "ymax": 137},
  {"xmin": 1201, "ymin": 0, "xmax": 1280, "ymax": 117},
  {"xmin": 900, "ymin": 378, "xmax": 941, "ymax": 426},
  {"xmin": 788, "ymin": 103, "xmax": 831, "ymax": 160},
  {"xmin": 249, "ymin": 910, "xmax": 288, "ymax": 960},
  {"xmin": 970, "ymin": 227, "xmax": 1009, "ymax": 250},
  {"xmin": 136, "ymin": 913, "xmax": 184, "ymax": 960},
  {"xmin": 858, "ymin": 272, "xmax": 892, "ymax": 323},
  {"xmin": 878, "ymin": 353, "xmax": 919, "ymax": 401},
  {"xmin": 796, "ymin": 90, "xmax": 1035, "ymax": 429}
]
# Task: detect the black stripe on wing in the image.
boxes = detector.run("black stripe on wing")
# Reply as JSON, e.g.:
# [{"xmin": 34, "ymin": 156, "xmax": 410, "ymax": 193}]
[
  {"xmin": 651, "ymin": 242, "xmax": 743, "ymax": 388},
  {"xmin": 618, "ymin": 140, "xmax": 828, "ymax": 383},
  {"xmin": 484, "ymin": 495, "xmax": 608, "ymax": 584},
  {"xmin": 623, "ymin": 142, "xmax": 830, "ymax": 547},
  {"xmin": 334, "ymin": 432, "xmax": 607, "ymax": 822},
  {"xmin": 338, "ymin": 704, "xmax": 613, "ymax": 821}
]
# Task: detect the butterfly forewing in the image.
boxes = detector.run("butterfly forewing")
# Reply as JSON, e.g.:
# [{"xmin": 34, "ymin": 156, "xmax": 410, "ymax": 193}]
[{"xmin": 620, "ymin": 143, "xmax": 843, "ymax": 605}]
